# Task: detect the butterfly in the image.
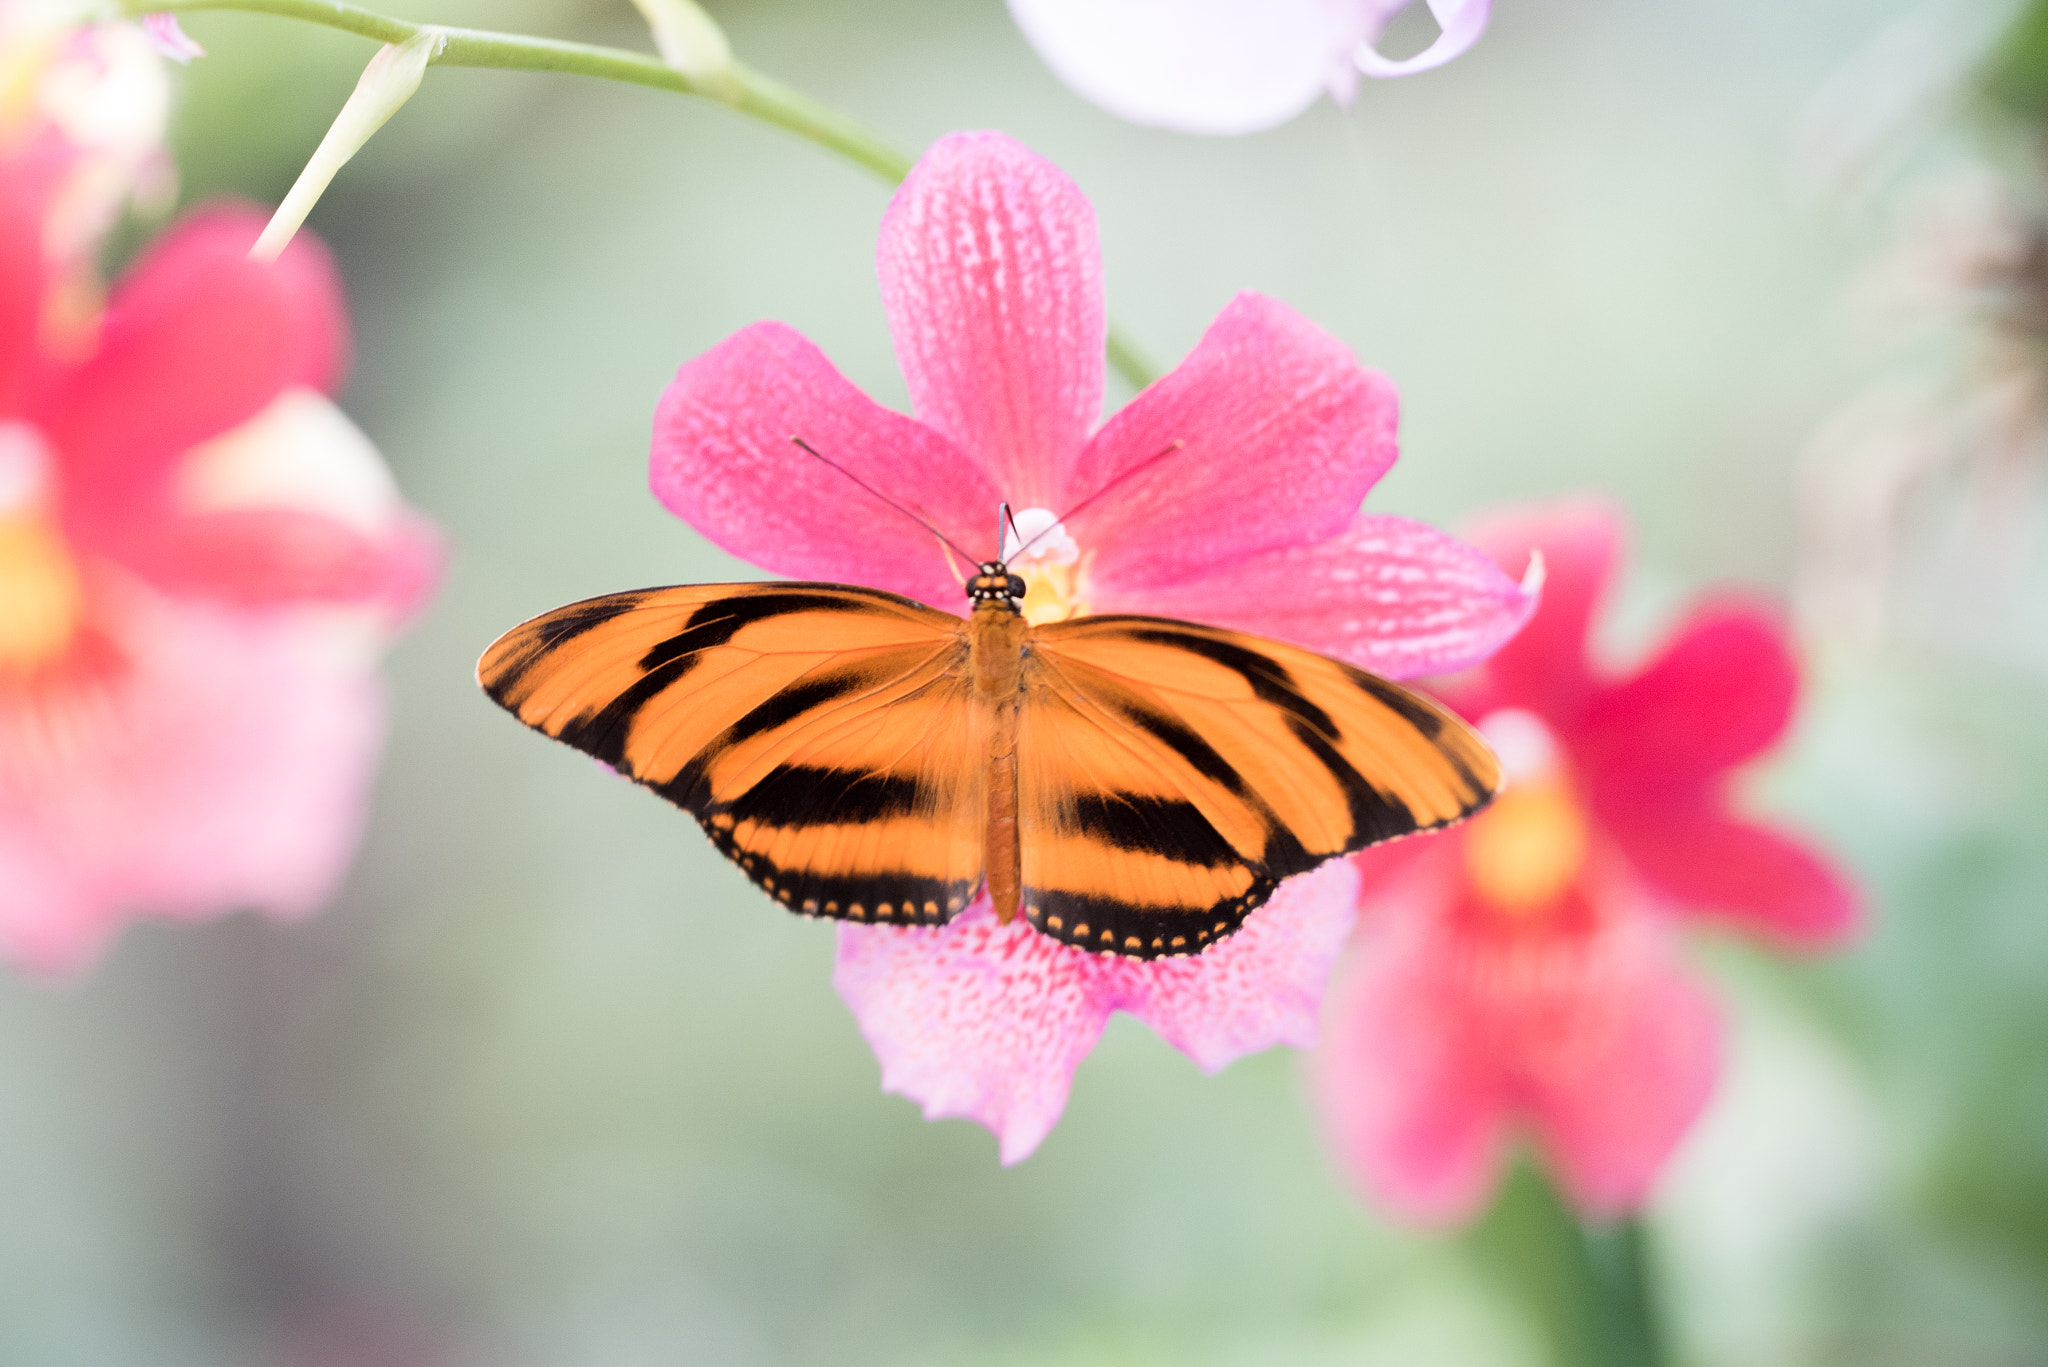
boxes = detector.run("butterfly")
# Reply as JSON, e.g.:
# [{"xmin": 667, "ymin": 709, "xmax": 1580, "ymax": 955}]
[{"xmin": 478, "ymin": 445, "xmax": 1501, "ymax": 960}]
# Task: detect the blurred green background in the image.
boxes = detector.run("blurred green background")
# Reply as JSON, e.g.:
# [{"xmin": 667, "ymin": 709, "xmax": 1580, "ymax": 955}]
[{"xmin": 5, "ymin": 0, "xmax": 2047, "ymax": 1362}]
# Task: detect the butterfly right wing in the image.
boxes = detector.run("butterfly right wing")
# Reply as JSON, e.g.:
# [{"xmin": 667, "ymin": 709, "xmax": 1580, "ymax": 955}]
[{"xmin": 478, "ymin": 583, "xmax": 987, "ymax": 926}]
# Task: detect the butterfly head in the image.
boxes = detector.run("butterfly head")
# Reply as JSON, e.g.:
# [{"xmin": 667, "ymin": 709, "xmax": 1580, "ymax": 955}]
[{"xmin": 967, "ymin": 562, "xmax": 1027, "ymax": 607}]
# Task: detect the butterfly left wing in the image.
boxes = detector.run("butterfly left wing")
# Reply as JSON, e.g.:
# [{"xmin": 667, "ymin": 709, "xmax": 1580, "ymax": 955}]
[
  {"xmin": 1016, "ymin": 614, "xmax": 1499, "ymax": 957},
  {"xmin": 478, "ymin": 583, "xmax": 989, "ymax": 926}
]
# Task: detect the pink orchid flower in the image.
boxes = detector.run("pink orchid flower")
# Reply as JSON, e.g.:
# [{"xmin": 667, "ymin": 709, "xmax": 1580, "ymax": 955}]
[
  {"xmin": 0, "ymin": 151, "xmax": 438, "ymax": 972},
  {"xmin": 651, "ymin": 130, "xmax": 1535, "ymax": 1161},
  {"xmin": 1006, "ymin": 0, "xmax": 1493, "ymax": 136},
  {"xmin": 1314, "ymin": 501, "xmax": 1859, "ymax": 1220}
]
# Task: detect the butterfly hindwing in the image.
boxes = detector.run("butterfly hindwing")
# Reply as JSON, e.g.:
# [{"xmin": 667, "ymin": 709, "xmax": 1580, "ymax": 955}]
[
  {"xmin": 478, "ymin": 583, "xmax": 985, "ymax": 925},
  {"xmin": 1016, "ymin": 615, "xmax": 1499, "ymax": 957}
]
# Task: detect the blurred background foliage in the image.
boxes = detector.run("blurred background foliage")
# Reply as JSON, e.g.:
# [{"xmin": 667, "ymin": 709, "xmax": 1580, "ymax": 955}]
[{"xmin": 5, "ymin": 0, "xmax": 2048, "ymax": 1363}]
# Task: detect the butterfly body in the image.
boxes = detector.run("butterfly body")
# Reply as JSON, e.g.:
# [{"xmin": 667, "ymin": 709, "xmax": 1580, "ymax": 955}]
[{"xmin": 479, "ymin": 564, "xmax": 1500, "ymax": 959}]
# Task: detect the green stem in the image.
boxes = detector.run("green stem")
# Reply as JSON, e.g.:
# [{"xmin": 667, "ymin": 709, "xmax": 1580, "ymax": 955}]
[
  {"xmin": 1468, "ymin": 1165, "xmax": 1671, "ymax": 1367},
  {"xmin": 1582, "ymin": 1218, "xmax": 1668, "ymax": 1367},
  {"xmin": 121, "ymin": 0, "xmax": 1158, "ymax": 389}
]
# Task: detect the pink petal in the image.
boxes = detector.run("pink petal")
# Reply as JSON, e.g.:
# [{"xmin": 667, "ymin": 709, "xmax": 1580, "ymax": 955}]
[
  {"xmin": 833, "ymin": 859, "xmax": 1358, "ymax": 1164},
  {"xmin": 1102, "ymin": 512, "xmax": 1537, "ymax": 680},
  {"xmin": 1602, "ymin": 805, "xmax": 1861, "ymax": 947},
  {"xmin": 39, "ymin": 207, "xmax": 347, "ymax": 528},
  {"xmin": 650, "ymin": 321, "xmax": 1003, "ymax": 610},
  {"xmin": 1005, "ymin": 0, "xmax": 1352, "ymax": 136},
  {"xmin": 1074, "ymin": 293, "xmax": 1400, "ymax": 594},
  {"xmin": 1462, "ymin": 499, "xmax": 1624, "ymax": 730},
  {"xmin": 1314, "ymin": 853, "xmax": 1507, "ymax": 1222},
  {"xmin": 1577, "ymin": 598, "xmax": 1799, "ymax": 793},
  {"xmin": 877, "ymin": 132, "xmax": 1103, "ymax": 507},
  {"xmin": 1529, "ymin": 917, "xmax": 1722, "ymax": 1216},
  {"xmin": 121, "ymin": 507, "xmax": 441, "ymax": 614},
  {"xmin": 1316, "ymin": 848, "xmax": 1724, "ymax": 1222},
  {"xmin": 141, "ymin": 15, "xmax": 206, "ymax": 63},
  {"xmin": 1354, "ymin": 0, "xmax": 1492, "ymax": 80},
  {"xmin": 834, "ymin": 895, "xmax": 1115, "ymax": 1165},
  {"xmin": 0, "ymin": 588, "xmax": 386, "ymax": 974},
  {"xmin": 1115, "ymin": 857, "xmax": 1359, "ymax": 1069},
  {"xmin": 0, "ymin": 149, "xmax": 66, "ymax": 419}
]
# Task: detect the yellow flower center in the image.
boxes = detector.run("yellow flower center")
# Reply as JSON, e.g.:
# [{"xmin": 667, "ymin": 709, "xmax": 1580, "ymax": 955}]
[
  {"xmin": 1462, "ymin": 773, "xmax": 1591, "ymax": 919},
  {"xmin": 0, "ymin": 423, "xmax": 82, "ymax": 671},
  {"xmin": 0, "ymin": 509, "xmax": 83, "ymax": 671}
]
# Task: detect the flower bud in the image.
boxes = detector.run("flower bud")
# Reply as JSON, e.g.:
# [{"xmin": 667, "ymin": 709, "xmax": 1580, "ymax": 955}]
[
  {"xmin": 629, "ymin": 0, "xmax": 738, "ymax": 101},
  {"xmin": 251, "ymin": 28, "xmax": 441, "ymax": 262}
]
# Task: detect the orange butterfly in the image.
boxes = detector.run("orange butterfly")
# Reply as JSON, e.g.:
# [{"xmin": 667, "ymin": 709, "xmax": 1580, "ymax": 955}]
[{"xmin": 479, "ymin": 553, "xmax": 1500, "ymax": 960}]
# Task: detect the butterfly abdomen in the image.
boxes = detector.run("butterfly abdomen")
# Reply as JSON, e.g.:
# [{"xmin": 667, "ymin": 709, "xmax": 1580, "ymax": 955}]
[{"xmin": 969, "ymin": 599, "xmax": 1030, "ymax": 925}]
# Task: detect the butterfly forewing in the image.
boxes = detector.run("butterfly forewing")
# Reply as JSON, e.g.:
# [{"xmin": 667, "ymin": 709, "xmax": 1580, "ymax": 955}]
[
  {"xmin": 1016, "ymin": 615, "xmax": 1499, "ymax": 956},
  {"xmin": 479, "ymin": 584, "xmax": 985, "ymax": 925}
]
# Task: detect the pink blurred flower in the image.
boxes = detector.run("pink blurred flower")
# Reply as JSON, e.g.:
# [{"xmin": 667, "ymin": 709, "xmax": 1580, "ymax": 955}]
[
  {"xmin": 0, "ymin": 6, "xmax": 179, "ymax": 260},
  {"xmin": 652, "ymin": 130, "xmax": 1535, "ymax": 1160},
  {"xmin": 1314, "ymin": 501, "xmax": 1859, "ymax": 1220},
  {"xmin": 140, "ymin": 14, "xmax": 204, "ymax": 64},
  {"xmin": 0, "ymin": 155, "xmax": 438, "ymax": 972},
  {"xmin": 1006, "ymin": 0, "xmax": 1493, "ymax": 136}
]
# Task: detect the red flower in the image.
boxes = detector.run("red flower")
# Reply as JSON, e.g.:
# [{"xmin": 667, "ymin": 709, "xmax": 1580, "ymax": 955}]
[
  {"xmin": 0, "ymin": 149, "xmax": 437, "ymax": 971},
  {"xmin": 1313, "ymin": 501, "xmax": 1859, "ymax": 1219}
]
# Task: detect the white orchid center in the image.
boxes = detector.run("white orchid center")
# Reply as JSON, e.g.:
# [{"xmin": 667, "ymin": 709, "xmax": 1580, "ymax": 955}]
[{"xmin": 1001, "ymin": 506, "xmax": 1089, "ymax": 625}]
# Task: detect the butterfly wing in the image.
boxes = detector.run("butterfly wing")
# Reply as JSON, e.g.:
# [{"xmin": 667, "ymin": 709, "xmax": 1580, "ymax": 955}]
[
  {"xmin": 478, "ymin": 583, "xmax": 988, "ymax": 925},
  {"xmin": 1018, "ymin": 614, "xmax": 1499, "ymax": 957}
]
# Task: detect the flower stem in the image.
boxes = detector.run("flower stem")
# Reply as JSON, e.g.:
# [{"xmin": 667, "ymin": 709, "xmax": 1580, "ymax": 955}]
[
  {"xmin": 120, "ymin": 0, "xmax": 1158, "ymax": 390},
  {"xmin": 1581, "ymin": 1218, "xmax": 1668, "ymax": 1367},
  {"xmin": 1468, "ymin": 1164, "xmax": 1671, "ymax": 1367}
]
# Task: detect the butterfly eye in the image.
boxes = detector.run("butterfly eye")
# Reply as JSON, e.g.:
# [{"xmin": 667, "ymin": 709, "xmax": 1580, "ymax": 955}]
[{"xmin": 1005, "ymin": 574, "xmax": 1026, "ymax": 600}]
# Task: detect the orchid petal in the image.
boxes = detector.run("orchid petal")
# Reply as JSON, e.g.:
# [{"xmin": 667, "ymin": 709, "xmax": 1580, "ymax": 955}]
[
  {"xmin": 1531, "ymin": 918, "xmax": 1722, "ymax": 1216},
  {"xmin": 878, "ymin": 132, "xmax": 1103, "ymax": 507},
  {"xmin": 0, "ymin": 592, "xmax": 385, "ymax": 975},
  {"xmin": 1462, "ymin": 500, "xmax": 1623, "ymax": 730},
  {"xmin": 1116, "ymin": 858, "xmax": 1359, "ymax": 1069},
  {"xmin": 1602, "ymin": 806, "xmax": 1861, "ymax": 947},
  {"xmin": 650, "ymin": 321, "xmax": 1002, "ymax": 611},
  {"xmin": 1577, "ymin": 598, "xmax": 1799, "ymax": 792},
  {"xmin": 1354, "ymin": 0, "xmax": 1493, "ymax": 80},
  {"xmin": 1075, "ymin": 292, "xmax": 1400, "ymax": 593},
  {"xmin": 1103, "ymin": 512, "xmax": 1537, "ymax": 680},
  {"xmin": 38, "ymin": 208, "xmax": 346, "ymax": 528},
  {"xmin": 834, "ymin": 896, "xmax": 1113, "ymax": 1165},
  {"xmin": 1315, "ymin": 859, "xmax": 1507, "ymax": 1223},
  {"xmin": 834, "ymin": 860, "xmax": 1358, "ymax": 1165},
  {"xmin": 1317, "ymin": 852, "xmax": 1723, "ymax": 1222},
  {"xmin": 1006, "ymin": 0, "xmax": 1349, "ymax": 136}
]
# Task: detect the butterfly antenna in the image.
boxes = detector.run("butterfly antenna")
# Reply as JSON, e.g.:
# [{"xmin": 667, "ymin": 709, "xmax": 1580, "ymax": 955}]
[
  {"xmin": 1009, "ymin": 439, "xmax": 1187, "ymax": 562},
  {"xmin": 790, "ymin": 437, "xmax": 980, "ymax": 565},
  {"xmin": 999, "ymin": 503, "xmax": 1023, "ymax": 558}
]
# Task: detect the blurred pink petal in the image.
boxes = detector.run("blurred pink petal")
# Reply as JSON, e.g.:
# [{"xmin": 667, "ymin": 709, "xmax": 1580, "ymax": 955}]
[
  {"xmin": 836, "ymin": 860, "xmax": 1358, "ymax": 1164},
  {"xmin": 878, "ymin": 131, "xmax": 1103, "ymax": 505},
  {"xmin": 1076, "ymin": 293, "xmax": 1400, "ymax": 592},
  {"xmin": 141, "ymin": 15, "xmax": 205, "ymax": 63},
  {"xmin": 40, "ymin": 207, "xmax": 347, "ymax": 530},
  {"xmin": 1600, "ymin": 805, "xmax": 1860, "ymax": 947},
  {"xmin": 1354, "ymin": 0, "xmax": 1493, "ymax": 80},
  {"xmin": 1112, "ymin": 511, "xmax": 1538, "ymax": 679},
  {"xmin": 651, "ymin": 321, "xmax": 1001, "ymax": 611},
  {"xmin": 0, "ymin": 590, "xmax": 383, "ymax": 974},
  {"xmin": 1578, "ymin": 598, "xmax": 1798, "ymax": 792},
  {"xmin": 1006, "ymin": 0, "xmax": 1353, "ymax": 136},
  {"xmin": 1463, "ymin": 499, "xmax": 1621, "ymax": 727},
  {"xmin": 1318, "ymin": 849, "xmax": 1721, "ymax": 1223}
]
